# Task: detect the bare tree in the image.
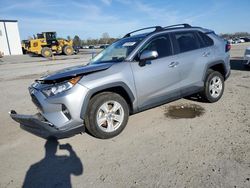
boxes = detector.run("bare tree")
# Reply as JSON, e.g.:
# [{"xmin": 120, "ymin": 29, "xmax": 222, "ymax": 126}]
[
  {"xmin": 73, "ymin": 35, "xmax": 81, "ymax": 47},
  {"xmin": 220, "ymin": 32, "xmax": 250, "ymax": 39},
  {"xmin": 102, "ymin": 32, "xmax": 110, "ymax": 44}
]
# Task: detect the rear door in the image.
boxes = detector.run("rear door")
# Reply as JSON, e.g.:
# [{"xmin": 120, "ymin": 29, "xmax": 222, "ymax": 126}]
[
  {"xmin": 130, "ymin": 33, "xmax": 181, "ymax": 110},
  {"xmin": 171, "ymin": 31, "xmax": 215, "ymax": 95}
]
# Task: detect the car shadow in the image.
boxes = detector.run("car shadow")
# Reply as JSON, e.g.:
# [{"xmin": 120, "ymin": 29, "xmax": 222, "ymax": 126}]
[
  {"xmin": 183, "ymin": 94, "xmax": 207, "ymax": 103},
  {"xmin": 230, "ymin": 58, "xmax": 250, "ymax": 71},
  {"xmin": 22, "ymin": 137, "xmax": 83, "ymax": 188}
]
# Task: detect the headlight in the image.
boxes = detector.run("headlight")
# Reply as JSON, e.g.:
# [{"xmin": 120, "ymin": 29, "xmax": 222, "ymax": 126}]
[
  {"xmin": 42, "ymin": 76, "xmax": 81, "ymax": 97},
  {"xmin": 42, "ymin": 82, "xmax": 73, "ymax": 97}
]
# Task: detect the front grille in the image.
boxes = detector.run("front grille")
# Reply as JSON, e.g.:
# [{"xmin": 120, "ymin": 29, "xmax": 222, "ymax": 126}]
[{"xmin": 31, "ymin": 94, "xmax": 43, "ymax": 112}]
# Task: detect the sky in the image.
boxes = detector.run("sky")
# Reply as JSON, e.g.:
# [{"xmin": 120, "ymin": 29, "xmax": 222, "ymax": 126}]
[{"xmin": 0, "ymin": 0, "xmax": 250, "ymax": 40}]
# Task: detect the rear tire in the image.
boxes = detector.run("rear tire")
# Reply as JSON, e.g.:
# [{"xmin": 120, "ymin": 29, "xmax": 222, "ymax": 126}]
[
  {"xmin": 85, "ymin": 92, "xmax": 129, "ymax": 139},
  {"xmin": 22, "ymin": 47, "xmax": 27, "ymax": 54},
  {"xmin": 63, "ymin": 45, "xmax": 74, "ymax": 56},
  {"xmin": 41, "ymin": 47, "xmax": 53, "ymax": 58},
  {"xmin": 201, "ymin": 69, "xmax": 224, "ymax": 103}
]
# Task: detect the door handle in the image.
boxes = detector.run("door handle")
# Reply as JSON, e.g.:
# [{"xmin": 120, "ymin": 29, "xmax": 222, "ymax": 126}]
[
  {"xmin": 203, "ymin": 51, "xmax": 211, "ymax": 57},
  {"xmin": 169, "ymin": 61, "xmax": 179, "ymax": 68}
]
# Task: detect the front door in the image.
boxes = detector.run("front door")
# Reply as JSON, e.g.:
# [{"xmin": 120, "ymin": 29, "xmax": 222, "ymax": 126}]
[{"xmin": 130, "ymin": 33, "xmax": 181, "ymax": 109}]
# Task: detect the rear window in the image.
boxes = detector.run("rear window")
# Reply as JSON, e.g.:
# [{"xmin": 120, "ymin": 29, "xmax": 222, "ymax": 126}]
[
  {"xmin": 197, "ymin": 32, "xmax": 214, "ymax": 47},
  {"xmin": 173, "ymin": 32, "xmax": 200, "ymax": 53}
]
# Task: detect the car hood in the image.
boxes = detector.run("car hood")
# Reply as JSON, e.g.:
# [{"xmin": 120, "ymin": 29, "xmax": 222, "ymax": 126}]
[{"xmin": 37, "ymin": 62, "xmax": 115, "ymax": 84}]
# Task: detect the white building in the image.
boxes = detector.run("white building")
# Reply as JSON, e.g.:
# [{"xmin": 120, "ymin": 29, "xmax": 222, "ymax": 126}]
[{"xmin": 0, "ymin": 20, "xmax": 22, "ymax": 55}]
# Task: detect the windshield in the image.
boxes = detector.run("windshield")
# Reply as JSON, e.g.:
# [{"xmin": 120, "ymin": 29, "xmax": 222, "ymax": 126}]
[{"xmin": 90, "ymin": 36, "xmax": 144, "ymax": 64}]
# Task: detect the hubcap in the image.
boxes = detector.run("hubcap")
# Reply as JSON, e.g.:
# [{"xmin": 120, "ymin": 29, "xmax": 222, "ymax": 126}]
[
  {"xmin": 67, "ymin": 48, "xmax": 72, "ymax": 54},
  {"xmin": 96, "ymin": 100, "xmax": 124, "ymax": 133},
  {"xmin": 209, "ymin": 76, "xmax": 222, "ymax": 98},
  {"xmin": 45, "ymin": 50, "xmax": 50, "ymax": 56}
]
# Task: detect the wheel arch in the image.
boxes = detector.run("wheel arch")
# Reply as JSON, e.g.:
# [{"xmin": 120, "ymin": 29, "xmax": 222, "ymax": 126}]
[
  {"xmin": 80, "ymin": 82, "xmax": 135, "ymax": 119},
  {"xmin": 203, "ymin": 60, "xmax": 227, "ymax": 81}
]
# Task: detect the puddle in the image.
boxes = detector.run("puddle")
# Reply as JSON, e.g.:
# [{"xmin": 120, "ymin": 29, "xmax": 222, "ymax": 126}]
[{"xmin": 164, "ymin": 103, "xmax": 205, "ymax": 119}]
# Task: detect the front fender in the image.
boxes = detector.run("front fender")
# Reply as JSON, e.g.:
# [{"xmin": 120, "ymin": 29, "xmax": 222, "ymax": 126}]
[{"xmin": 80, "ymin": 82, "xmax": 135, "ymax": 119}]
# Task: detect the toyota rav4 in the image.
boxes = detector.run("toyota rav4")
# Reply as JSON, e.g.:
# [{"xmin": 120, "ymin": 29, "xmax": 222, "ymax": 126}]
[{"xmin": 10, "ymin": 24, "xmax": 231, "ymax": 139}]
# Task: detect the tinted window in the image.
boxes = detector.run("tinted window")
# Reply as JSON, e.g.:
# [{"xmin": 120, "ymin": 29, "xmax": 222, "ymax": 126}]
[
  {"xmin": 141, "ymin": 34, "xmax": 172, "ymax": 58},
  {"xmin": 174, "ymin": 32, "xmax": 199, "ymax": 53},
  {"xmin": 198, "ymin": 32, "xmax": 214, "ymax": 47}
]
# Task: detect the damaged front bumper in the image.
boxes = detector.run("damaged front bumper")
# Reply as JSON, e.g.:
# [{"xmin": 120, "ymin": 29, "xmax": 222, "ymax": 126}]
[{"xmin": 9, "ymin": 110, "xmax": 84, "ymax": 139}]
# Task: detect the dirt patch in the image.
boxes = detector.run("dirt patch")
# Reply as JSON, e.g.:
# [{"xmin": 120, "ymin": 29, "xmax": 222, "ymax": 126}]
[
  {"xmin": 5, "ymin": 74, "xmax": 42, "ymax": 81},
  {"xmin": 236, "ymin": 85, "xmax": 250, "ymax": 89},
  {"xmin": 164, "ymin": 103, "xmax": 205, "ymax": 119},
  {"xmin": 242, "ymin": 76, "xmax": 250, "ymax": 79},
  {"xmin": 230, "ymin": 143, "xmax": 250, "ymax": 165}
]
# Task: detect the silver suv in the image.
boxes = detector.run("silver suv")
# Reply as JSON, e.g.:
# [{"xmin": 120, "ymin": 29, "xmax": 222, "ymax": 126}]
[{"xmin": 10, "ymin": 24, "xmax": 231, "ymax": 139}]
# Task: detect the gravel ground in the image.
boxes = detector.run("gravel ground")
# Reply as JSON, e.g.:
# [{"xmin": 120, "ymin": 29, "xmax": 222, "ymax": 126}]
[{"xmin": 0, "ymin": 45, "xmax": 249, "ymax": 188}]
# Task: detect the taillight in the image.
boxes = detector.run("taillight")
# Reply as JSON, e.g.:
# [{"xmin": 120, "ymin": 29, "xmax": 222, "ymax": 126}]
[{"xmin": 226, "ymin": 42, "xmax": 231, "ymax": 52}]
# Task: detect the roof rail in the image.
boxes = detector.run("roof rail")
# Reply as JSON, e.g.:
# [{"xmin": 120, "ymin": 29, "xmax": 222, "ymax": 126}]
[
  {"xmin": 123, "ymin": 26, "xmax": 163, "ymax": 38},
  {"xmin": 163, "ymin": 23, "xmax": 192, "ymax": 29},
  {"xmin": 123, "ymin": 24, "xmax": 192, "ymax": 38}
]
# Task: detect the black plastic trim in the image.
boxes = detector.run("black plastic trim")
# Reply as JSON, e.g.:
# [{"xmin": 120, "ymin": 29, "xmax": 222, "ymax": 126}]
[
  {"xmin": 134, "ymin": 86, "xmax": 203, "ymax": 114},
  {"xmin": 137, "ymin": 92, "xmax": 181, "ymax": 113},
  {"xmin": 124, "ymin": 26, "xmax": 163, "ymax": 38},
  {"xmin": 203, "ymin": 61, "xmax": 227, "ymax": 81},
  {"xmin": 80, "ymin": 82, "xmax": 136, "ymax": 119},
  {"xmin": 123, "ymin": 23, "xmax": 193, "ymax": 38},
  {"xmin": 180, "ymin": 85, "xmax": 203, "ymax": 97},
  {"xmin": 9, "ymin": 111, "xmax": 84, "ymax": 139},
  {"xmin": 163, "ymin": 23, "xmax": 191, "ymax": 29}
]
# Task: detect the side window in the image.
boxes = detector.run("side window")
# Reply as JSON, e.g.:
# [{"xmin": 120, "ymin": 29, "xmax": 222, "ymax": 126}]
[
  {"xmin": 198, "ymin": 32, "xmax": 214, "ymax": 47},
  {"xmin": 173, "ymin": 32, "xmax": 200, "ymax": 53},
  {"xmin": 141, "ymin": 34, "xmax": 172, "ymax": 58}
]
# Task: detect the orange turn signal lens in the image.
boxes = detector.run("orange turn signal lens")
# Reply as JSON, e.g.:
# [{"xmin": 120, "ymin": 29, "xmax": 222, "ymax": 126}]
[{"xmin": 69, "ymin": 76, "xmax": 81, "ymax": 85}]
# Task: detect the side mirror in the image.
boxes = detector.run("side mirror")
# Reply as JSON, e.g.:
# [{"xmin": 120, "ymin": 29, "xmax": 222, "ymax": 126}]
[{"xmin": 139, "ymin": 50, "xmax": 158, "ymax": 66}]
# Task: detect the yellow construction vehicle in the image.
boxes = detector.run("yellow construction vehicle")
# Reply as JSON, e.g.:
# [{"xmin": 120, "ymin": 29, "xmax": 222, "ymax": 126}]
[
  {"xmin": 21, "ymin": 40, "xmax": 29, "ymax": 54},
  {"xmin": 25, "ymin": 32, "xmax": 74, "ymax": 58}
]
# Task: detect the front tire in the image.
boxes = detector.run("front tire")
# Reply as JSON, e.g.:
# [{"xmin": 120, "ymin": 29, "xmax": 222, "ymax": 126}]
[
  {"xmin": 85, "ymin": 92, "xmax": 129, "ymax": 139},
  {"xmin": 63, "ymin": 45, "xmax": 74, "ymax": 56},
  {"xmin": 201, "ymin": 70, "xmax": 224, "ymax": 103},
  {"xmin": 41, "ymin": 47, "xmax": 53, "ymax": 58}
]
